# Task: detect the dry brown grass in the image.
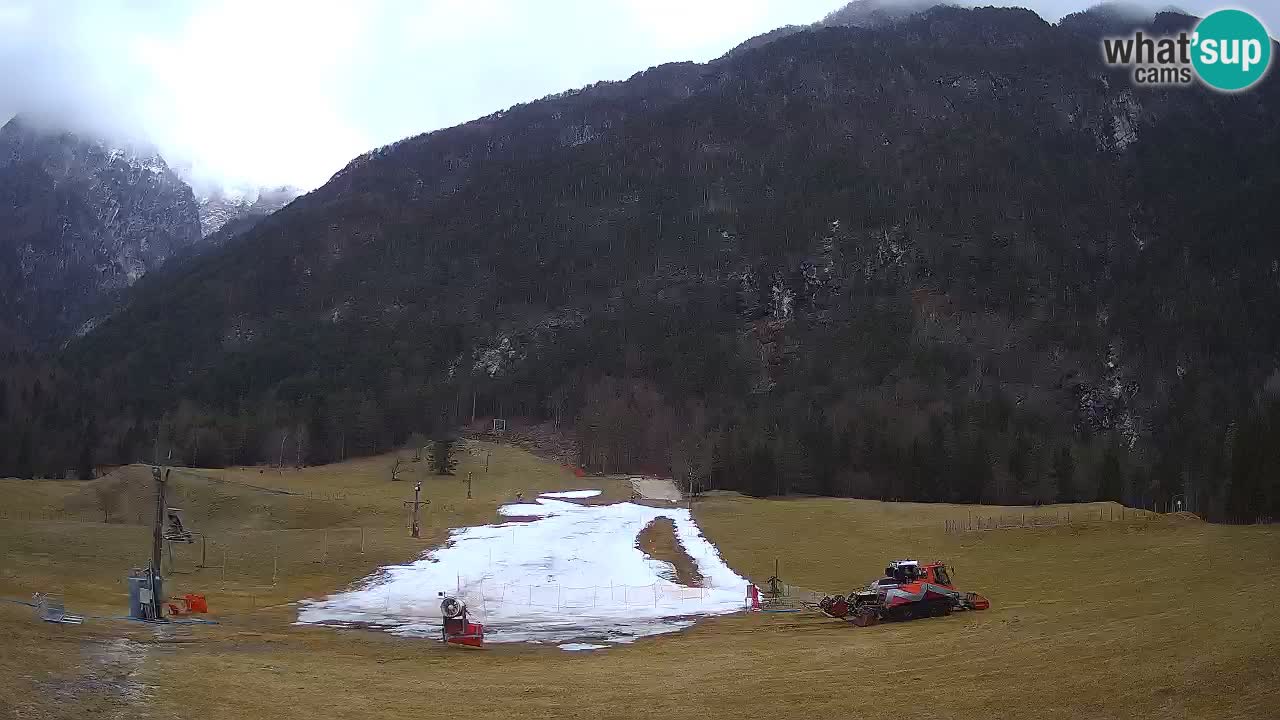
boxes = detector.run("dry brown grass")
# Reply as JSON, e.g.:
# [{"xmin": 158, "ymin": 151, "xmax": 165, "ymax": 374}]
[
  {"xmin": 636, "ymin": 517, "xmax": 703, "ymax": 586},
  {"xmin": 2, "ymin": 446, "xmax": 1278, "ymax": 720}
]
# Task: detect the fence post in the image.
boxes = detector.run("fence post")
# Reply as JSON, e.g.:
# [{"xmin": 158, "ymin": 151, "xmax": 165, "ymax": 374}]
[{"xmin": 360, "ymin": 527, "xmax": 365, "ymax": 554}]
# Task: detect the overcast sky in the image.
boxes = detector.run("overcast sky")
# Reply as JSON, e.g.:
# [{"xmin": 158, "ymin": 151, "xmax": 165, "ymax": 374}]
[{"xmin": 1, "ymin": 0, "xmax": 1273, "ymax": 192}]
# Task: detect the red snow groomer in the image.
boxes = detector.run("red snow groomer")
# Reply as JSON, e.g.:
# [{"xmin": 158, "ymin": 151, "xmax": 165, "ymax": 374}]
[
  {"xmin": 819, "ymin": 560, "xmax": 989, "ymax": 626},
  {"xmin": 439, "ymin": 593, "xmax": 484, "ymax": 647}
]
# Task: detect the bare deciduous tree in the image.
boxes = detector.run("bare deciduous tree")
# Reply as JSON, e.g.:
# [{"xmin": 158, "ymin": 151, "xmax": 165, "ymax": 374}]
[{"xmin": 93, "ymin": 479, "xmax": 121, "ymax": 523}]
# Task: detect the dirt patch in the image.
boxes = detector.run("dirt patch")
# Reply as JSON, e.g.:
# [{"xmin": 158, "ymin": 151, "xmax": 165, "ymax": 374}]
[
  {"xmin": 31, "ymin": 637, "xmax": 150, "ymax": 719},
  {"xmin": 462, "ymin": 420, "xmax": 579, "ymax": 465},
  {"xmin": 630, "ymin": 477, "xmax": 681, "ymax": 503},
  {"xmin": 636, "ymin": 517, "xmax": 703, "ymax": 587}
]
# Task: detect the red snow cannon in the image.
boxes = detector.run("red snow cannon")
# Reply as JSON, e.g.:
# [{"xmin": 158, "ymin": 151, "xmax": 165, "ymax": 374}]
[{"xmin": 440, "ymin": 594, "xmax": 484, "ymax": 648}]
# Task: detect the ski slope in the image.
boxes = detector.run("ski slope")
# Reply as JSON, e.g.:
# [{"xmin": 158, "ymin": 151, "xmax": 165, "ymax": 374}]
[{"xmin": 297, "ymin": 495, "xmax": 749, "ymax": 644}]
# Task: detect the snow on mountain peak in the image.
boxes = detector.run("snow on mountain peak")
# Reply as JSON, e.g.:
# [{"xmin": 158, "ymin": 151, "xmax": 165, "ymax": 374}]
[{"xmin": 195, "ymin": 184, "xmax": 303, "ymax": 237}]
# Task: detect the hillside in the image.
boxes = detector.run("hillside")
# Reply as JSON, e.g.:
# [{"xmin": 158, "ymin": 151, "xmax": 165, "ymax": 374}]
[{"xmin": 12, "ymin": 6, "xmax": 1280, "ymax": 519}]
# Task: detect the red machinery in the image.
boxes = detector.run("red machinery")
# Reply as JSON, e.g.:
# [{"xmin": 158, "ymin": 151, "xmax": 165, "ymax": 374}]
[
  {"xmin": 439, "ymin": 593, "xmax": 484, "ymax": 647},
  {"xmin": 819, "ymin": 560, "xmax": 989, "ymax": 626}
]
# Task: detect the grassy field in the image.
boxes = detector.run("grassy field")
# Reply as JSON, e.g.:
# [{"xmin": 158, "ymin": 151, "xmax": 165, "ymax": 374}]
[{"xmin": 2, "ymin": 443, "xmax": 1277, "ymax": 719}]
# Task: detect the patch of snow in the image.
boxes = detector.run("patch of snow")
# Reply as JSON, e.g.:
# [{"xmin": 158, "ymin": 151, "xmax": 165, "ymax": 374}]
[
  {"xmin": 474, "ymin": 336, "xmax": 517, "ymax": 377},
  {"xmin": 497, "ymin": 502, "xmax": 557, "ymax": 517},
  {"xmin": 538, "ymin": 490, "xmax": 601, "ymax": 499},
  {"xmin": 297, "ymin": 499, "xmax": 749, "ymax": 644},
  {"xmin": 770, "ymin": 275, "xmax": 794, "ymax": 322},
  {"xmin": 74, "ymin": 316, "xmax": 103, "ymax": 337},
  {"xmin": 1109, "ymin": 90, "xmax": 1140, "ymax": 152},
  {"xmin": 558, "ymin": 643, "xmax": 609, "ymax": 651}
]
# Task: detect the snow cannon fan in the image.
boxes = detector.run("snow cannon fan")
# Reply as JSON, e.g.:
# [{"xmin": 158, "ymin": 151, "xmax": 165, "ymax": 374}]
[{"xmin": 438, "ymin": 592, "xmax": 484, "ymax": 648}]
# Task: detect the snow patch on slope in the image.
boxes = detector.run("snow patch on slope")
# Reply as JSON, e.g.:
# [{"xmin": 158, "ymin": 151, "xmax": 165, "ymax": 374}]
[
  {"xmin": 297, "ymin": 497, "xmax": 749, "ymax": 644},
  {"xmin": 538, "ymin": 489, "xmax": 601, "ymax": 499}
]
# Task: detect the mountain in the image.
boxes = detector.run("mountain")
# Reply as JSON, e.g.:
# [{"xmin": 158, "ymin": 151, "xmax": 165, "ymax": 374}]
[
  {"xmin": 1058, "ymin": 2, "xmax": 1187, "ymax": 35},
  {"xmin": 822, "ymin": 0, "xmax": 947, "ymax": 27},
  {"xmin": 16, "ymin": 6, "xmax": 1280, "ymax": 520},
  {"xmin": 725, "ymin": 0, "xmax": 953, "ymax": 57},
  {"xmin": 0, "ymin": 116, "xmax": 202, "ymax": 347},
  {"xmin": 0, "ymin": 118, "xmax": 300, "ymax": 348},
  {"xmin": 196, "ymin": 185, "xmax": 302, "ymax": 239}
]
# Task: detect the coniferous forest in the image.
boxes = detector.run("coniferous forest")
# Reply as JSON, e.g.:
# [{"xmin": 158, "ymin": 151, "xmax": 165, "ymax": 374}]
[{"xmin": 3, "ymin": 7, "xmax": 1279, "ymax": 521}]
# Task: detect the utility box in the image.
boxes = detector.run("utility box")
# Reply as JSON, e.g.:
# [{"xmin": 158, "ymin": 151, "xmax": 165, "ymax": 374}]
[{"xmin": 127, "ymin": 568, "xmax": 155, "ymax": 620}]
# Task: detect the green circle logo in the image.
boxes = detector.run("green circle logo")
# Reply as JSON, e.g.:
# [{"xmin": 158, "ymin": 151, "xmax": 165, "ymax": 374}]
[{"xmin": 1192, "ymin": 9, "xmax": 1272, "ymax": 92}]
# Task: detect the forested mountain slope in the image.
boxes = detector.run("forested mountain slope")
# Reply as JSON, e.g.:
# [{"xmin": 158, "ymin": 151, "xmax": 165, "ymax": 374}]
[{"xmin": 11, "ymin": 6, "xmax": 1280, "ymax": 520}]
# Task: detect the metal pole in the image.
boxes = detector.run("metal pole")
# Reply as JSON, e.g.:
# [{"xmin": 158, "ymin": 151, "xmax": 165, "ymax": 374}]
[
  {"xmin": 151, "ymin": 467, "xmax": 167, "ymax": 619},
  {"xmin": 411, "ymin": 482, "xmax": 422, "ymax": 538},
  {"xmin": 467, "ymin": 472, "xmax": 473, "ymax": 499}
]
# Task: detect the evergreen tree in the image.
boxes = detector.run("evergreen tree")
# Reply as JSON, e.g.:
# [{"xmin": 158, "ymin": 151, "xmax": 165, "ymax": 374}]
[
  {"xmin": 1051, "ymin": 445, "xmax": 1075, "ymax": 503},
  {"xmin": 16, "ymin": 428, "xmax": 33, "ymax": 479},
  {"xmin": 743, "ymin": 443, "xmax": 776, "ymax": 498},
  {"xmin": 1008, "ymin": 434, "xmax": 1032, "ymax": 500},
  {"xmin": 429, "ymin": 438, "xmax": 458, "ymax": 475},
  {"xmin": 77, "ymin": 416, "xmax": 97, "ymax": 480},
  {"xmin": 1095, "ymin": 443, "xmax": 1123, "ymax": 502},
  {"xmin": 306, "ymin": 400, "xmax": 330, "ymax": 466}
]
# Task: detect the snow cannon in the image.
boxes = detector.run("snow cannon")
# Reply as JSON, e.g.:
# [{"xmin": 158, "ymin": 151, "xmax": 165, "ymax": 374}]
[
  {"xmin": 439, "ymin": 593, "xmax": 484, "ymax": 648},
  {"xmin": 819, "ymin": 560, "xmax": 990, "ymax": 627}
]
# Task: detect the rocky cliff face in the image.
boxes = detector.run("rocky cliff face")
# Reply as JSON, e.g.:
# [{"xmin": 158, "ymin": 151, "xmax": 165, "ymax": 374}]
[
  {"xmin": 0, "ymin": 117, "xmax": 202, "ymax": 346},
  {"xmin": 196, "ymin": 185, "xmax": 301, "ymax": 238}
]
